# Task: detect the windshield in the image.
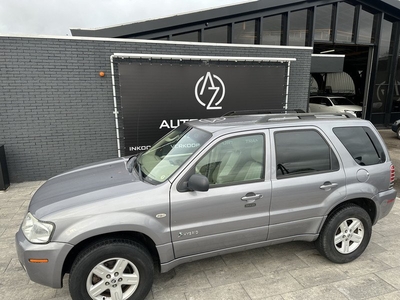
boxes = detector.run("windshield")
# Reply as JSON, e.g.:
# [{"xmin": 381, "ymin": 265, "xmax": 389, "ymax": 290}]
[
  {"xmin": 135, "ymin": 124, "xmax": 211, "ymax": 184},
  {"xmin": 331, "ymin": 97, "xmax": 356, "ymax": 106}
]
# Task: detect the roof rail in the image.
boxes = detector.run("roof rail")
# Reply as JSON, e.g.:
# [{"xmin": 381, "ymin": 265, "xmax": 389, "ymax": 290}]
[
  {"xmin": 223, "ymin": 109, "xmax": 305, "ymax": 116},
  {"xmin": 258, "ymin": 112, "xmax": 356, "ymax": 122}
]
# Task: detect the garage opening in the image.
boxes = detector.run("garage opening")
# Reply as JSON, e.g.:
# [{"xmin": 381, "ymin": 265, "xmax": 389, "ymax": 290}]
[{"xmin": 311, "ymin": 44, "xmax": 371, "ymax": 117}]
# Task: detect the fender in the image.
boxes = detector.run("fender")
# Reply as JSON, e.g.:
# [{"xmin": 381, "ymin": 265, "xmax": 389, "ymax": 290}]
[
  {"xmin": 320, "ymin": 181, "xmax": 379, "ymax": 227},
  {"xmin": 328, "ymin": 181, "xmax": 378, "ymax": 211},
  {"xmin": 52, "ymin": 211, "xmax": 171, "ymax": 246}
]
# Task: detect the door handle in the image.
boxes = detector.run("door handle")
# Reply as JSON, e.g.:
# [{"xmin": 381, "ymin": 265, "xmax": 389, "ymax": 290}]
[
  {"xmin": 320, "ymin": 182, "xmax": 338, "ymax": 191},
  {"xmin": 241, "ymin": 192, "xmax": 263, "ymax": 201}
]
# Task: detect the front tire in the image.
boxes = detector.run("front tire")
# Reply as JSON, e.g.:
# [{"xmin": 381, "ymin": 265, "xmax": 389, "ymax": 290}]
[
  {"xmin": 315, "ymin": 204, "xmax": 372, "ymax": 263},
  {"xmin": 69, "ymin": 239, "xmax": 154, "ymax": 300},
  {"xmin": 396, "ymin": 126, "xmax": 400, "ymax": 139}
]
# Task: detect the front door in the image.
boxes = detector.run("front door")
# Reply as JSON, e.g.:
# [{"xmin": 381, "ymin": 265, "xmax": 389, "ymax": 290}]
[{"xmin": 170, "ymin": 132, "xmax": 271, "ymax": 258}]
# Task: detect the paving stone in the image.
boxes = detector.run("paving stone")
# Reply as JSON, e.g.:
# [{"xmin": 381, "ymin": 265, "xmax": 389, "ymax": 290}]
[
  {"xmin": 2, "ymin": 269, "xmax": 30, "ymax": 286},
  {"xmin": 152, "ymin": 285, "xmax": 189, "ymax": 300},
  {"xmin": 259, "ymin": 296, "xmax": 284, "ymax": 300},
  {"xmin": 333, "ymin": 256, "xmax": 391, "ymax": 277},
  {"xmin": 153, "ymin": 270, "xmax": 211, "ymax": 293},
  {"xmin": 362, "ymin": 240, "xmax": 388, "ymax": 256},
  {"xmin": 265, "ymin": 242, "xmax": 314, "ymax": 257},
  {"xmin": 372, "ymin": 232, "xmax": 400, "ymax": 252},
  {"xmin": 222, "ymin": 247, "xmax": 271, "ymax": 266},
  {"xmin": 174, "ymin": 256, "xmax": 227, "ymax": 273},
  {"xmin": 281, "ymin": 284, "xmax": 348, "ymax": 300},
  {"xmin": 254, "ymin": 253, "xmax": 309, "ymax": 275},
  {"xmin": 241, "ymin": 270, "xmax": 303, "ymax": 298},
  {"xmin": 289, "ymin": 266, "xmax": 348, "ymax": 288},
  {"xmin": 205, "ymin": 262, "xmax": 263, "ymax": 287},
  {"xmin": 368, "ymin": 290, "xmax": 400, "ymax": 299},
  {"xmin": 376, "ymin": 266, "xmax": 400, "ymax": 289},
  {"xmin": 185, "ymin": 282, "xmax": 251, "ymax": 300},
  {"xmin": 294, "ymin": 249, "xmax": 333, "ymax": 267},
  {"xmin": 333, "ymin": 274, "xmax": 396, "ymax": 300},
  {"xmin": 373, "ymin": 214, "xmax": 400, "ymax": 237},
  {"xmin": 372, "ymin": 251, "xmax": 400, "ymax": 268}
]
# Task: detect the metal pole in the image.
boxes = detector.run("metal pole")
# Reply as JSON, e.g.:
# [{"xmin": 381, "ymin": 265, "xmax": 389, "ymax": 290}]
[{"xmin": 110, "ymin": 55, "xmax": 121, "ymax": 157}]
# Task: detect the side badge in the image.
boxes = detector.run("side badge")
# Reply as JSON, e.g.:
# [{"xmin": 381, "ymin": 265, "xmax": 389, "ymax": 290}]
[{"xmin": 156, "ymin": 213, "xmax": 167, "ymax": 219}]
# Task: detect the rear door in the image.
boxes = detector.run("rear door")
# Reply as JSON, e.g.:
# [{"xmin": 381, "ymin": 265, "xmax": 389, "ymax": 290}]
[
  {"xmin": 169, "ymin": 131, "xmax": 271, "ymax": 258},
  {"xmin": 269, "ymin": 127, "xmax": 346, "ymax": 240}
]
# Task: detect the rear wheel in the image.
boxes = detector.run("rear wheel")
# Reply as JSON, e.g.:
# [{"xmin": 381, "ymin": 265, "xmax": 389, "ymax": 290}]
[
  {"xmin": 396, "ymin": 126, "xmax": 400, "ymax": 139},
  {"xmin": 315, "ymin": 205, "xmax": 372, "ymax": 263},
  {"xmin": 69, "ymin": 239, "xmax": 153, "ymax": 300}
]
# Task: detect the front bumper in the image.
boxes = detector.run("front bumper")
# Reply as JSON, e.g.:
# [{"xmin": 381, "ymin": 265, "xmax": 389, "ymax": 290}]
[
  {"xmin": 15, "ymin": 229, "xmax": 73, "ymax": 288},
  {"xmin": 391, "ymin": 122, "xmax": 400, "ymax": 133}
]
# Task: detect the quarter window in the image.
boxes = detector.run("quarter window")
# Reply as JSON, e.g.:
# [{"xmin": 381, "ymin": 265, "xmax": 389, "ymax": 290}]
[
  {"xmin": 275, "ymin": 130, "xmax": 339, "ymax": 178},
  {"xmin": 333, "ymin": 127, "xmax": 385, "ymax": 165},
  {"xmin": 196, "ymin": 134, "xmax": 265, "ymax": 186}
]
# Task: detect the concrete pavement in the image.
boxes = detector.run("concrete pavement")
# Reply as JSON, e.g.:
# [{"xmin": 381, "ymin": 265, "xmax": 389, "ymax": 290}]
[{"xmin": 1, "ymin": 129, "xmax": 400, "ymax": 300}]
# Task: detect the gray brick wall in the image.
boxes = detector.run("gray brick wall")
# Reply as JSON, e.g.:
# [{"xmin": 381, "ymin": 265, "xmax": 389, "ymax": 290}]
[{"xmin": 0, "ymin": 36, "xmax": 312, "ymax": 182}]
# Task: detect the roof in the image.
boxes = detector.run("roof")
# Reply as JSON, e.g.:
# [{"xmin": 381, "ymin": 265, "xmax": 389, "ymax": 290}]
[
  {"xmin": 70, "ymin": 0, "xmax": 400, "ymax": 38},
  {"xmin": 188, "ymin": 112, "xmax": 361, "ymax": 135},
  {"xmin": 70, "ymin": 0, "xmax": 304, "ymax": 38}
]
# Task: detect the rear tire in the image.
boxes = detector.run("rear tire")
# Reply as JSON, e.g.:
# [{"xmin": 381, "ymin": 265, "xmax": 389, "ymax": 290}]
[
  {"xmin": 396, "ymin": 127, "xmax": 400, "ymax": 139},
  {"xmin": 315, "ymin": 204, "xmax": 372, "ymax": 263},
  {"xmin": 69, "ymin": 239, "xmax": 153, "ymax": 300}
]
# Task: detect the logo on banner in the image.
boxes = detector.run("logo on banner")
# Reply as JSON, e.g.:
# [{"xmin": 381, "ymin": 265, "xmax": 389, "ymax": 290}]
[{"xmin": 195, "ymin": 72, "xmax": 225, "ymax": 110}]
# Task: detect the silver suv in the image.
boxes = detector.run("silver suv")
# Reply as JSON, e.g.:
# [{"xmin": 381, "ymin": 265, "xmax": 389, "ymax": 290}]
[{"xmin": 16, "ymin": 112, "xmax": 396, "ymax": 300}]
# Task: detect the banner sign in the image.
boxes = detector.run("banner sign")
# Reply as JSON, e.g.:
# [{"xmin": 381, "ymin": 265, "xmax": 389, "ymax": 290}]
[{"xmin": 118, "ymin": 60, "xmax": 287, "ymax": 156}]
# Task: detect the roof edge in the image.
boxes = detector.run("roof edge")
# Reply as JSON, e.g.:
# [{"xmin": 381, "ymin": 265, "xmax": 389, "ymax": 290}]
[{"xmin": 0, "ymin": 33, "xmax": 312, "ymax": 50}]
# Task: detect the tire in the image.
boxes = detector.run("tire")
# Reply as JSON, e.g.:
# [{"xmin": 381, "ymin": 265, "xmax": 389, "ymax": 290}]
[
  {"xmin": 397, "ymin": 126, "xmax": 400, "ymax": 139},
  {"xmin": 315, "ymin": 204, "xmax": 372, "ymax": 264},
  {"xmin": 69, "ymin": 239, "xmax": 154, "ymax": 300}
]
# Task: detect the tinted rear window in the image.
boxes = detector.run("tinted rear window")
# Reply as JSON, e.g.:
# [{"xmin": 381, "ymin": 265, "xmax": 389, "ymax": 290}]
[
  {"xmin": 275, "ymin": 130, "xmax": 339, "ymax": 178},
  {"xmin": 333, "ymin": 126, "xmax": 385, "ymax": 165}
]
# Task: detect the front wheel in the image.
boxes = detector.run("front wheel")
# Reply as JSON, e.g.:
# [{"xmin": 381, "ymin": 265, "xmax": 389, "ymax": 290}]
[
  {"xmin": 69, "ymin": 239, "xmax": 154, "ymax": 300},
  {"xmin": 315, "ymin": 204, "xmax": 372, "ymax": 263},
  {"xmin": 396, "ymin": 126, "xmax": 400, "ymax": 139}
]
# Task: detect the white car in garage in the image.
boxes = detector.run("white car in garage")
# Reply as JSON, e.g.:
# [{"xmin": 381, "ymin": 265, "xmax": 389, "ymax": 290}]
[{"xmin": 309, "ymin": 96, "xmax": 362, "ymax": 117}]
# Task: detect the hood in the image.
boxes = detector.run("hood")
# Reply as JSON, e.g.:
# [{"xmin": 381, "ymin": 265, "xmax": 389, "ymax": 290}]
[
  {"xmin": 29, "ymin": 157, "xmax": 147, "ymax": 218},
  {"xmin": 337, "ymin": 105, "xmax": 362, "ymax": 112}
]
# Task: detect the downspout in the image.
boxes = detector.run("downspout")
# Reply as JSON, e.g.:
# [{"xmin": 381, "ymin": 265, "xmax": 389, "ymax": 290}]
[{"xmin": 110, "ymin": 55, "xmax": 121, "ymax": 157}]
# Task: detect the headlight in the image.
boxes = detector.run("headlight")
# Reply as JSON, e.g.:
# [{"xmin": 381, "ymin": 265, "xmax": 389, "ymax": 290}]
[
  {"xmin": 22, "ymin": 212, "xmax": 54, "ymax": 244},
  {"xmin": 344, "ymin": 110, "xmax": 357, "ymax": 117}
]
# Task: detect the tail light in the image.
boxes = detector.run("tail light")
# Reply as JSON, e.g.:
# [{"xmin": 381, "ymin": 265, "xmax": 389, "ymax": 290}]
[{"xmin": 390, "ymin": 164, "xmax": 395, "ymax": 188}]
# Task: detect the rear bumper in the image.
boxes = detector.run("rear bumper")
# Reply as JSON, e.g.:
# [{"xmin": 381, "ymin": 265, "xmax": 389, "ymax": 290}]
[
  {"xmin": 15, "ymin": 230, "xmax": 73, "ymax": 288},
  {"xmin": 374, "ymin": 189, "xmax": 397, "ymax": 224}
]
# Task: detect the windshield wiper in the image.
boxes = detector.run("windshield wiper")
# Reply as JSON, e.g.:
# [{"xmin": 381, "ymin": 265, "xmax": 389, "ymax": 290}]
[
  {"xmin": 126, "ymin": 155, "xmax": 136, "ymax": 173},
  {"xmin": 134, "ymin": 153, "xmax": 143, "ymax": 181}
]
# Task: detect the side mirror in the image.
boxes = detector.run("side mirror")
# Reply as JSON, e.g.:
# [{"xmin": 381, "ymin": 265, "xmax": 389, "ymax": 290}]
[{"xmin": 187, "ymin": 174, "xmax": 209, "ymax": 192}]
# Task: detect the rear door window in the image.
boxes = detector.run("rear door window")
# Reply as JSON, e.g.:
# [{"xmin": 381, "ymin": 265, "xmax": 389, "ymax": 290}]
[
  {"xmin": 275, "ymin": 130, "xmax": 339, "ymax": 178},
  {"xmin": 333, "ymin": 127, "xmax": 385, "ymax": 166}
]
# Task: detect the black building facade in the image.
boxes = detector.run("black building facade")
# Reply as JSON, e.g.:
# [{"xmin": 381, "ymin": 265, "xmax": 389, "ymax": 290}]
[{"xmin": 72, "ymin": 0, "xmax": 400, "ymax": 126}]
